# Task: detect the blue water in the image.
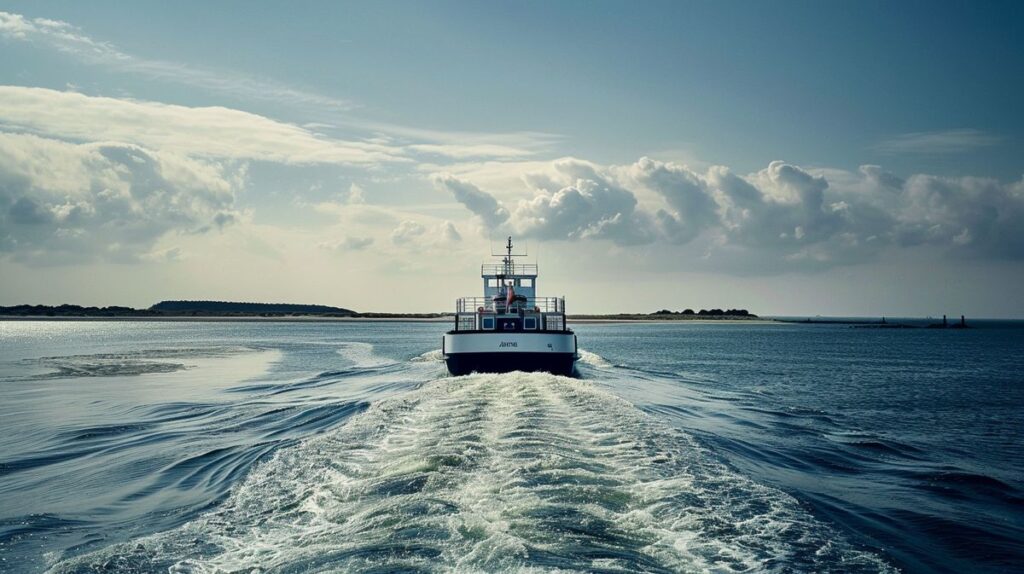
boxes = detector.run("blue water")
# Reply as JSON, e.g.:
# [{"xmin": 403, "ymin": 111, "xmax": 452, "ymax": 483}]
[{"xmin": 0, "ymin": 320, "xmax": 1021, "ymax": 573}]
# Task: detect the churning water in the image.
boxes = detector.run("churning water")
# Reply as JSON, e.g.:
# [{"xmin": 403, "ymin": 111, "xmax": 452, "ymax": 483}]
[{"xmin": 0, "ymin": 320, "xmax": 1021, "ymax": 573}]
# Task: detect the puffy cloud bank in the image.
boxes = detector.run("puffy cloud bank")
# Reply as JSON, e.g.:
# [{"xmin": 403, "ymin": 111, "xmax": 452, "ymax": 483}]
[
  {"xmin": 435, "ymin": 157, "xmax": 1024, "ymax": 269},
  {"xmin": 0, "ymin": 133, "xmax": 240, "ymax": 264}
]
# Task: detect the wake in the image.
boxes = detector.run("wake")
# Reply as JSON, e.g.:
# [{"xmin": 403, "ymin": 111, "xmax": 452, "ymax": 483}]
[{"xmin": 52, "ymin": 372, "xmax": 892, "ymax": 573}]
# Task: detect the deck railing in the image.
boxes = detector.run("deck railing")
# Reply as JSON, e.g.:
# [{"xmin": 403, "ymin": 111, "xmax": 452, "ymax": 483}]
[
  {"xmin": 456, "ymin": 296, "xmax": 564, "ymax": 314},
  {"xmin": 480, "ymin": 263, "xmax": 538, "ymax": 277}
]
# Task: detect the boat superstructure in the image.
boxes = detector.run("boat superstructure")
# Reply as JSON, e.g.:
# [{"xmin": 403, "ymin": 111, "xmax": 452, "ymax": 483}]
[{"xmin": 443, "ymin": 237, "xmax": 578, "ymax": 376}]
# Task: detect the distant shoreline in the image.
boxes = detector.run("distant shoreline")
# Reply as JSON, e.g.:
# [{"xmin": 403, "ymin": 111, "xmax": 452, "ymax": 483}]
[
  {"xmin": 0, "ymin": 315, "xmax": 778, "ymax": 324},
  {"xmin": 0, "ymin": 302, "xmax": 765, "ymax": 323},
  {"xmin": 0, "ymin": 315, "xmax": 453, "ymax": 323},
  {"xmin": 1, "ymin": 315, "xmax": 1012, "ymax": 325},
  {"xmin": 571, "ymin": 318, "xmax": 780, "ymax": 324}
]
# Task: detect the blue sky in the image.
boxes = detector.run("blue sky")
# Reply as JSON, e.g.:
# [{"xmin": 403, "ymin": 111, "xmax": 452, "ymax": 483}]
[
  {"xmin": 10, "ymin": 1, "xmax": 1021, "ymax": 175},
  {"xmin": 1, "ymin": 1, "xmax": 1022, "ymax": 315}
]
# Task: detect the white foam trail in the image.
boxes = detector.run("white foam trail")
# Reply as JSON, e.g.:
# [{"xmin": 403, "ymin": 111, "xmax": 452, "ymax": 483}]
[
  {"xmin": 335, "ymin": 342, "xmax": 395, "ymax": 369},
  {"xmin": 577, "ymin": 349, "xmax": 614, "ymax": 369},
  {"xmin": 411, "ymin": 349, "xmax": 444, "ymax": 363},
  {"xmin": 52, "ymin": 373, "xmax": 893, "ymax": 573}
]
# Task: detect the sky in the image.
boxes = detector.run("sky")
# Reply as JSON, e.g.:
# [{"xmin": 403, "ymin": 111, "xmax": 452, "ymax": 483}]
[{"xmin": 1, "ymin": 0, "xmax": 1022, "ymax": 316}]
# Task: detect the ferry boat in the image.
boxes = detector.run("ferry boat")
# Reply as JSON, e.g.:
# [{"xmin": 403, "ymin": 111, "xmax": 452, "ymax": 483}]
[{"xmin": 443, "ymin": 237, "xmax": 578, "ymax": 376}]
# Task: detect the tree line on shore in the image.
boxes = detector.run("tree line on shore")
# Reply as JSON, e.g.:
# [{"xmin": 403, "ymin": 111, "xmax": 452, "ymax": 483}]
[
  {"xmin": 0, "ymin": 301, "xmax": 757, "ymax": 320},
  {"xmin": 652, "ymin": 308, "xmax": 756, "ymax": 317},
  {"xmin": 0, "ymin": 301, "xmax": 362, "ymax": 317}
]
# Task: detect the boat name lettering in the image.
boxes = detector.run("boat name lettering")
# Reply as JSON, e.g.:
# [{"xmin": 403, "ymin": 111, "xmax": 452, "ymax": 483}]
[{"xmin": 499, "ymin": 341, "xmax": 518, "ymax": 348}]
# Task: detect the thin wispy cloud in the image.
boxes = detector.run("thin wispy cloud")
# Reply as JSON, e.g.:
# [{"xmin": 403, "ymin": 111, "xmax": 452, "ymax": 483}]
[
  {"xmin": 350, "ymin": 121, "xmax": 562, "ymax": 160},
  {"xmin": 0, "ymin": 11, "xmax": 558, "ymax": 161},
  {"xmin": 0, "ymin": 86, "xmax": 403, "ymax": 165},
  {"xmin": 0, "ymin": 11, "xmax": 356, "ymax": 112},
  {"xmin": 874, "ymin": 129, "xmax": 1001, "ymax": 155},
  {"xmin": 318, "ymin": 236, "xmax": 375, "ymax": 252}
]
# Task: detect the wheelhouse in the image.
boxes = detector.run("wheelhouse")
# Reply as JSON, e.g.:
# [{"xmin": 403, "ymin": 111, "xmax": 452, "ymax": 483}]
[{"xmin": 451, "ymin": 252, "xmax": 568, "ymax": 333}]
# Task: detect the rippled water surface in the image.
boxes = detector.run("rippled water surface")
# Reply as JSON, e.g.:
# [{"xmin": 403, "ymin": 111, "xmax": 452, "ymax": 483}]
[{"xmin": 0, "ymin": 320, "xmax": 1021, "ymax": 573}]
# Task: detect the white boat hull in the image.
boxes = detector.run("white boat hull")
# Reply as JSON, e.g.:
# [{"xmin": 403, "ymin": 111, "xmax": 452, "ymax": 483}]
[{"xmin": 443, "ymin": 331, "xmax": 578, "ymax": 376}]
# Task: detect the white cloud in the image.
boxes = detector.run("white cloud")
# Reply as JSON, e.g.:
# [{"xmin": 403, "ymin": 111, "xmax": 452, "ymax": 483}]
[
  {"xmin": 318, "ymin": 236, "xmax": 374, "ymax": 252},
  {"xmin": 512, "ymin": 163, "xmax": 649, "ymax": 245},
  {"xmin": 0, "ymin": 132, "xmax": 240, "ymax": 264},
  {"xmin": 874, "ymin": 129, "xmax": 1001, "ymax": 155},
  {"xmin": 897, "ymin": 173, "xmax": 1024, "ymax": 257},
  {"xmin": 356, "ymin": 125, "xmax": 559, "ymax": 161},
  {"xmin": 408, "ymin": 143, "xmax": 539, "ymax": 160},
  {"xmin": 390, "ymin": 220, "xmax": 426, "ymax": 245},
  {"xmin": 0, "ymin": 11, "xmax": 355, "ymax": 112},
  {"xmin": 346, "ymin": 183, "xmax": 366, "ymax": 204},
  {"xmin": 430, "ymin": 157, "xmax": 1024, "ymax": 269},
  {"xmin": 0, "ymin": 87, "xmax": 402, "ymax": 165},
  {"xmin": 0, "ymin": 85, "xmax": 556, "ymax": 170},
  {"xmin": 0, "ymin": 11, "xmax": 558, "ymax": 163},
  {"xmin": 438, "ymin": 221, "xmax": 462, "ymax": 243},
  {"xmin": 431, "ymin": 173, "xmax": 510, "ymax": 227},
  {"xmin": 416, "ymin": 159, "xmax": 564, "ymax": 200},
  {"xmin": 627, "ymin": 157, "xmax": 718, "ymax": 244},
  {"xmin": 435, "ymin": 160, "xmax": 655, "ymax": 246}
]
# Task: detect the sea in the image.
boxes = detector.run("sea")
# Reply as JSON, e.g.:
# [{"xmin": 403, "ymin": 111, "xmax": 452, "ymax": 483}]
[{"xmin": 0, "ymin": 319, "xmax": 1021, "ymax": 573}]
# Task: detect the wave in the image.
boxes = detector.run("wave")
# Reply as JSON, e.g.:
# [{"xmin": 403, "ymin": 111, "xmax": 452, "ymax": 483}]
[
  {"xmin": 411, "ymin": 349, "xmax": 444, "ymax": 363},
  {"xmin": 577, "ymin": 349, "xmax": 614, "ymax": 369},
  {"xmin": 335, "ymin": 342, "xmax": 396, "ymax": 369},
  {"xmin": 51, "ymin": 372, "xmax": 893, "ymax": 573}
]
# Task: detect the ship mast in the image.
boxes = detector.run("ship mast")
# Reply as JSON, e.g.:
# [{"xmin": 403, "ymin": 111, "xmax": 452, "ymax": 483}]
[{"xmin": 503, "ymin": 236, "xmax": 514, "ymax": 277}]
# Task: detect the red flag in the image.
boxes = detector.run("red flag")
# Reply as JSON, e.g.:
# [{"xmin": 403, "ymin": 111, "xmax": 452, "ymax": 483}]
[{"xmin": 506, "ymin": 284, "xmax": 515, "ymax": 307}]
